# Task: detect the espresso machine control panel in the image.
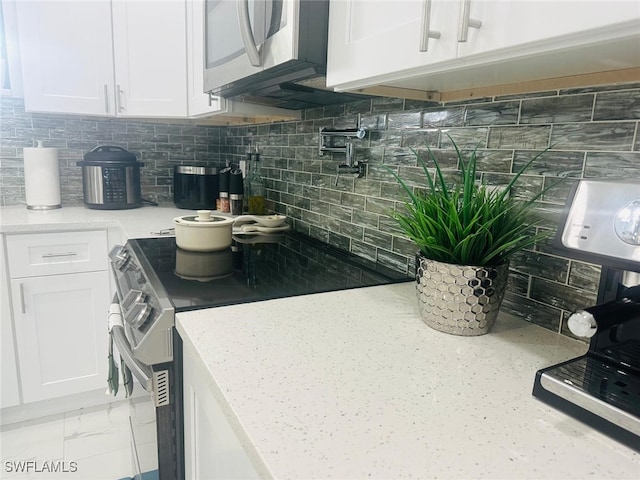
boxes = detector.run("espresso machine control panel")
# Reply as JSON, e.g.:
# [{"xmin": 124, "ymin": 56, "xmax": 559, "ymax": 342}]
[
  {"xmin": 533, "ymin": 178, "xmax": 640, "ymax": 452},
  {"xmin": 559, "ymin": 179, "xmax": 640, "ymax": 265}
]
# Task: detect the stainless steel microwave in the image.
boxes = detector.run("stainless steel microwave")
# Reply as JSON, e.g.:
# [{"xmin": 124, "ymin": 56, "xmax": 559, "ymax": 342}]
[{"xmin": 203, "ymin": 0, "xmax": 362, "ymax": 109}]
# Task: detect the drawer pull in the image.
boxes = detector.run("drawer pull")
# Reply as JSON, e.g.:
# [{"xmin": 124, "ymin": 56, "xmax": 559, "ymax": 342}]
[
  {"xmin": 458, "ymin": 0, "xmax": 482, "ymax": 42},
  {"xmin": 419, "ymin": 0, "xmax": 441, "ymax": 52},
  {"xmin": 19, "ymin": 283, "xmax": 26, "ymax": 314},
  {"xmin": 41, "ymin": 252, "xmax": 78, "ymax": 259}
]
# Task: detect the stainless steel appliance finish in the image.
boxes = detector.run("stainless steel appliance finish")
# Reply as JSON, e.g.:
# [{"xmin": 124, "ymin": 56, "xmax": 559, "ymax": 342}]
[
  {"xmin": 77, "ymin": 146, "xmax": 143, "ymax": 210},
  {"xmin": 532, "ymin": 178, "xmax": 640, "ymax": 452},
  {"xmin": 203, "ymin": 0, "xmax": 362, "ymax": 109}
]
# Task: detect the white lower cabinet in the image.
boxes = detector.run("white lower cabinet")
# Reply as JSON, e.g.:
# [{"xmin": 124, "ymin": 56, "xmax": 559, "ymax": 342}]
[
  {"xmin": 11, "ymin": 272, "xmax": 110, "ymax": 403},
  {"xmin": 1, "ymin": 237, "xmax": 20, "ymax": 409},
  {"xmin": 5, "ymin": 230, "xmax": 110, "ymax": 404},
  {"xmin": 183, "ymin": 340, "xmax": 260, "ymax": 480}
]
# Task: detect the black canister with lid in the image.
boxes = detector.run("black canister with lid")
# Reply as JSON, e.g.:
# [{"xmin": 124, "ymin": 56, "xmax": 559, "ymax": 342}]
[{"xmin": 173, "ymin": 165, "xmax": 219, "ymax": 210}]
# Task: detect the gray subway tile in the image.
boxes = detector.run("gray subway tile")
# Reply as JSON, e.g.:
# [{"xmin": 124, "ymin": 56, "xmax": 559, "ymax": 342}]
[
  {"xmin": 513, "ymin": 150, "xmax": 584, "ymax": 177},
  {"xmin": 465, "ymin": 101, "xmax": 519, "ymax": 126},
  {"xmin": 376, "ymin": 248, "xmax": 409, "ymax": 274},
  {"xmin": 340, "ymin": 221, "xmax": 364, "ymax": 241},
  {"xmin": 510, "ymin": 250, "xmax": 569, "ymax": 283},
  {"xmin": 440, "ymin": 127, "xmax": 489, "ymax": 148},
  {"xmin": 488, "ymin": 125, "xmax": 551, "ymax": 149},
  {"xmin": 501, "ymin": 292, "xmax": 562, "ymax": 332},
  {"xmin": 584, "ymin": 151, "xmax": 640, "ymax": 177},
  {"xmin": 388, "ymin": 112, "xmax": 422, "ymax": 129},
  {"xmin": 520, "ymin": 94, "xmax": 594, "ymax": 124},
  {"xmin": 364, "ymin": 227, "xmax": 392, "ymax": 249},
  {"xmin": 422, "ymin": 106, "xmax": 466, "ymax": 127},
  {"xmin": 568, "ymin": 261, "xmax": 601, "ymax": 292},
  {"xmin": 550, "ymin": 122, "xmax": 635, "ymax": 151},
  {"xmin": 350, "ymin": 239, "xmax": 377, "ymax": 262},
  {"xmin": 530, "ymin": 278, "xmax": 597, "ymax": 312}
]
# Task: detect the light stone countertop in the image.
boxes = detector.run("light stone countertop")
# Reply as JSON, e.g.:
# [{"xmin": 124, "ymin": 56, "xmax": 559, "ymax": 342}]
[
  {"xmin": 176, "ymin": 282, "xmax": 640, "ymax": 480},
  {"xmin": 0, "ymin": 204, "xmax": 196, "ymax": 239}
]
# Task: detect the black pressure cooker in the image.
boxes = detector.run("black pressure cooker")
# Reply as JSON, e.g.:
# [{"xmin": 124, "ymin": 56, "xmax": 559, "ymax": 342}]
[{"xmin": 76, "ymin": 146, "xmax": 144, "ymax": 210}]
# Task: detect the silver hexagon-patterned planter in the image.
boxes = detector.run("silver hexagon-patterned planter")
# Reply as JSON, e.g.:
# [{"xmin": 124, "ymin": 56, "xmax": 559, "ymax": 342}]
[{"xmin": 415, "ymin": 255, "xmax": 510, "ymax": 336}]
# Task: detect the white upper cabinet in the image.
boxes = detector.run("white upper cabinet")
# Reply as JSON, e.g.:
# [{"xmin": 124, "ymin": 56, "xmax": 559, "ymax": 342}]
[
  {"xmin": 111, "ymin": 0, "xmax": 187, "ymax": 117},
  {"xmin": 186, "ymin": 0, "xmax": 224, "ymax": 117},
  {"xmin": 15, "ymin": 1, "xmax": 115, "ymax": 115},
  {"xmin": 455, "ymin": 0, "xmax": 640, "ymax": 59},
  {"xmin": 327, "ymin": 0, "xmax": 640, "ymax": 93},
  {"xmin": 327, "ymin": 0, "xmax": 459, "ymax": 87},
  {"xmin": 15, "ymin": 0, "xmax": 187, "ymax": 117}
]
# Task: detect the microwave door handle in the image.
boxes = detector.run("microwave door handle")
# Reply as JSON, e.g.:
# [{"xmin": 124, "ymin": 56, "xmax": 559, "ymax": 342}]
[
  {"xmin": 111, "ymin": 325, "xmax": 153, "ymax": 392},
  {"xmin": 237, "ymin": 0, "xmax": 262, "ymax": 66}
]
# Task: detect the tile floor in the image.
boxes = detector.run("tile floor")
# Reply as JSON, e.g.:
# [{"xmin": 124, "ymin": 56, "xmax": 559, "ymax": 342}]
[{"xmin": 0, "ymin": 398, "xmax": 157, "ymax": 479}]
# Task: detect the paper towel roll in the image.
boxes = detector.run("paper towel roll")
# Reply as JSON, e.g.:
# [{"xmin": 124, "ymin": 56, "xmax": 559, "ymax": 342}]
[{"xmin": 23, "ymin": 141, "xmax": 61, "ymax": 210}]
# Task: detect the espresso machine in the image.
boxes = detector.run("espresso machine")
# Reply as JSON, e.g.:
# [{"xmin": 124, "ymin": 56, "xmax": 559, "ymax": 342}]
[{"xmin": 532, "ymin": 178, "xmax": 640, "ymax": 451}]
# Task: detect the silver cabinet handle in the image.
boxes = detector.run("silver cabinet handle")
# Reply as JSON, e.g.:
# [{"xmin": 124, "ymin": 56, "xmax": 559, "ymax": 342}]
[
  {"xmin": 104, "ymin": 84, "xmax": 109, "ymax": 114},
  {"xmin": 419, "ymin": 0, "xmax": 441, "ymax": 52},
  {"xmin": 116, "ymin": 84, "xmax": 125, "ymax": 113},
  {"xmin": 458, "ymin": 0, "xmax": 482, "ymax": 42},
  {"xmin": 237, "ymin": 0, "xmax": 262, "ymax": 67},
  {"xmin": 41, "ymin": 252, "xmax": 78, "ymax": 259},
  {"xmin": 19, "ymin": 283, "xmax": 26, "ymax": 314}
]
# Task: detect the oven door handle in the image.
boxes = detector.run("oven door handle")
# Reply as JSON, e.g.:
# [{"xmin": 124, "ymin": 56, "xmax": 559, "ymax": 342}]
[
  {"xmin": 109, "ymin": 299, "xmax": 153, "ymax": 392},
  {"xmin": 111, "ymin": 325, "xmax": 153, "ymax": 392}
]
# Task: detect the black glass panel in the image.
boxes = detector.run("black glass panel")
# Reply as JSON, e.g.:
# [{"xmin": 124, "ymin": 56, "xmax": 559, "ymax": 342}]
[{"xmin": 130, "ymin": 232, "xmax": 410, "ymax": 312}]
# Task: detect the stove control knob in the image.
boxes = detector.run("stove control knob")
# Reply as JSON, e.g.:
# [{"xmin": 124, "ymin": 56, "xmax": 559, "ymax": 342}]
[
  {"xmin": 567, "ymin": 310, "xmax": 597, "ymax": 338},
  {"xmin": 130, "ymin": 302, "xmax": 153, "ymax": 329},
  {"xmin": 122, "ymin": 289, "xmax": 146, "ymax": 311},
  {"xmin": 111, "ymin": 246, "xmax": 130, "ymax": 270},
  {"xmin": 615, "ymin": 199, "xmax": 640, "ymax": 246}
]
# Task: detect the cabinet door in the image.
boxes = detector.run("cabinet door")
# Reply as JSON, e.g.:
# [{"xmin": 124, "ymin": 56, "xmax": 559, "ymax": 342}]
[
  {"xmin": 11, "ymin": 271, "xmax": 110, "ymax": 403},
  {"xmin": 326, "ymin": 0, "xmax": 459, "ymax": 89},
  {"xmin": 184, "ymin": 343, "xmax": 260, "ymax": 479},
  {"xmin": 15, "ymin": 0, "xmax": 115, "ymax": 115},
  {"xmin": 186, "ymin": 0, "xmax": 225, "ymax": 117},
  {"xmin": 1, "ymin": 238, "xmax": 20, "ymax": 408},
  {"xmin": 455, "ymin": 1, "xmax": 640, "ymax": 61},
  {"xmin": 111, "ymin": 0, "xmax": 188, "ymax": 117}
]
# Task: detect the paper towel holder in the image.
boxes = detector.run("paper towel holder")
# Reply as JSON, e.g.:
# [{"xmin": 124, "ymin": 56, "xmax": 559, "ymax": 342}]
[{"xmin": 23, "ymin": 140, "xmax": 62, "ymax": 210}]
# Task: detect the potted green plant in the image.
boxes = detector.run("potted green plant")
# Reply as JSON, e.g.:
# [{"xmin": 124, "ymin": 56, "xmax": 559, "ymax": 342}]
[{"xmin": 389, "ymin": 138, "xmax": 552, "ymax": 336}]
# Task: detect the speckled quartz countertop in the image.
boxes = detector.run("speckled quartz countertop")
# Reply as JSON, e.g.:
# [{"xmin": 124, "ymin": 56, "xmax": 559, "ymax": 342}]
[
  {"xmin": 176, "ymin": 282, "xmax": 640, "ymax": 480},
  {"xmin": 0, "ymin": 204, "xmax": 193, "ymax": 239}
]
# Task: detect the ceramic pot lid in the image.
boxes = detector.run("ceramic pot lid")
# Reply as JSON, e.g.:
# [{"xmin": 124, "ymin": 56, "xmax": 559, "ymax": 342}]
[{"xmin": 174, "ymin": 210, "xmax": 234, "ymax": 226}]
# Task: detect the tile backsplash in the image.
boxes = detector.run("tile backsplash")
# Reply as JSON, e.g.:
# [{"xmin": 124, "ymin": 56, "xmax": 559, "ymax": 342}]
[
  {"xmin": 2, "ymin": 83, "xmax": 639, "ymax": 339},
  {"xmin": 0, "ymin": 97, "xmax": 224, "ymax": 206}
]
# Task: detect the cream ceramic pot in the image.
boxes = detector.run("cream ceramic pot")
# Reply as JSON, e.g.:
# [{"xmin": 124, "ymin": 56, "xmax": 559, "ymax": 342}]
[{"xmin": 173, "ymin": 210, "xmax": 234, "ymax": 252}]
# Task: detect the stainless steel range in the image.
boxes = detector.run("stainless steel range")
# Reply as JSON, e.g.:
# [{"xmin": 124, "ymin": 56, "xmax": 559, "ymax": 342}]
[
  {"xmin": 533, "ymin": 178, "xmax": 640, "ymax": 451},
  {"xmin": 108, "ymin": 232, "xmax": 410, "ymax": 479}
]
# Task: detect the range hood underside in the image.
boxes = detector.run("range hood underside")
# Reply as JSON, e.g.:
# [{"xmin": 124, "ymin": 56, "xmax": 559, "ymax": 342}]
[{"xmin": 210, "ymin": 62, "xmax": 367, "ymax": 110}]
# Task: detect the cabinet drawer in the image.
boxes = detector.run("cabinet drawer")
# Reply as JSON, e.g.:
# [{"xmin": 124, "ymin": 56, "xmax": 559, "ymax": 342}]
[{"xmin": 6, "ymin": 230, "xmax": 108, "ymax": 278}]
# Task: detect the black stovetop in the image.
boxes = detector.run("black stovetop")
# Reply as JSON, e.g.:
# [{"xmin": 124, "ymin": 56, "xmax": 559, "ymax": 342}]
[{"xmin": 130, "ymin": 232, "xmax": 411, "ymax": 312}]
